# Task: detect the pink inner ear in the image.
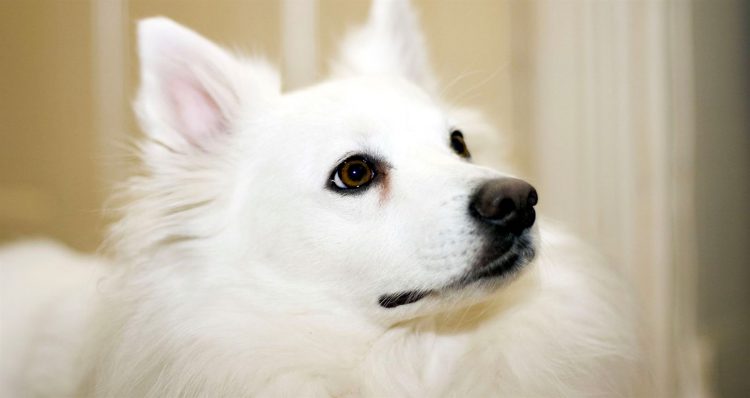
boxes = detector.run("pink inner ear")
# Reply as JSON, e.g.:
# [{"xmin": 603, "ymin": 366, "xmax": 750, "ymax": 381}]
[{"xmin": 167, "ymin": 77, "xmax": 225, "ymax": 147}]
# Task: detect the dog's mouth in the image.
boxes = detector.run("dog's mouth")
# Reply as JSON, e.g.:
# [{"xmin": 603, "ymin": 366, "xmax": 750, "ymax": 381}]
[
  {"xmin": 378, "ymin": 234, "xmax": 535, "ymax": 309},
  {"xmin": 378, "ymin": 290, "xmax": 430, "ymax": 309}
]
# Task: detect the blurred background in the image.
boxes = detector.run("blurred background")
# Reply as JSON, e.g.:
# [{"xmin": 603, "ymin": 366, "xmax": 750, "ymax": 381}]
[{"xmin": 0, "ymin": 1, "xmax": 747, "ymax": 397}]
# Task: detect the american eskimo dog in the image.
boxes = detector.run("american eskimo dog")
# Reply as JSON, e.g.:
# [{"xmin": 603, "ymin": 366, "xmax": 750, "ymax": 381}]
[{"xmin": 0, "ymin": 1, "xmax": 644, "ymax": 396}]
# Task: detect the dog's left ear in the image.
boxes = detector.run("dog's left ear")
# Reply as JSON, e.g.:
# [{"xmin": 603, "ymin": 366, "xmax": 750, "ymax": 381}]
[
  {"xmin": 136, "ymin": 17, "xmax": 280, "ymax": 152},
  {"xmin": 331, "ymin": 0, "xmax": 437, "ymax": 93}
]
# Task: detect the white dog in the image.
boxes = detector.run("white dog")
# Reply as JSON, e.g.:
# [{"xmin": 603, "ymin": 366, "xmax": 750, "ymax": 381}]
[{"xmin": 1, "ymin": 1, "xmax": 644, "ymax": 396}]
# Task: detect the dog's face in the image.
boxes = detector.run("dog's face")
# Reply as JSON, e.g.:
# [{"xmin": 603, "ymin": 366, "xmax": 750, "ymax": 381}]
[{"xmin": 135, "ymin": 1, "xmax": 537, "ymax": 322}]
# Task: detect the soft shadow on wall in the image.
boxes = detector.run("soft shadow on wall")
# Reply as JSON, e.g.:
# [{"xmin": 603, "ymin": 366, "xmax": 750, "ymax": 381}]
[{"xmin": 693, "ymin": 2, "xmax": 750, "ymax": 397}]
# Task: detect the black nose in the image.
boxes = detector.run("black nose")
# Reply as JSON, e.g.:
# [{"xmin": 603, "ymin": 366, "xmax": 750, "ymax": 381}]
[{"xmin": 470, "ymin": 177, "xmax": 538, "ymax": 234}]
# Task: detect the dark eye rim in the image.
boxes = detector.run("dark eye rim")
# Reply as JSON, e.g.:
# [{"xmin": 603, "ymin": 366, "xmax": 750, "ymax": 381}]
[
  {"xmin": 327, "ymin": 154, "xmax": 380, "ymax": 195},
  {"xmin": 450, "ymin": 129, "xmax": 471, "ymax": 158}
]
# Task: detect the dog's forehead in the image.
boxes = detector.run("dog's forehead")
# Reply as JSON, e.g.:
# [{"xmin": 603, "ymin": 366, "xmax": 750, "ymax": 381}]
[{"xmin": 281, "ymin": 77, "xmax": 447, "ymax": 136}]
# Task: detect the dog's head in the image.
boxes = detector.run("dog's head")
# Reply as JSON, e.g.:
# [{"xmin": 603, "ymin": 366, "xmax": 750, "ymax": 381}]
[{"xmin": 132, "ymin": 0, "xmax": 537, "ymax": 322}]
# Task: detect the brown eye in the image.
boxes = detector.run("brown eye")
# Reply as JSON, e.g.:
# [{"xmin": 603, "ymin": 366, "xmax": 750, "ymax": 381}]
[
  {"xmin": 450, "ymin": 130, "xmax": 470, "ymax": 158},
  {"xmin": 331, "ymin": 156, "xmax": 376, "ymax": 190}
]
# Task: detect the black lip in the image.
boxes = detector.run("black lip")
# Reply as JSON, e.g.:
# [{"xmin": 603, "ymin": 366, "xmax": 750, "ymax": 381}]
[
  {"xmin": 377, "ymin": 232, "xmax": 535, "ymax": 309},
  {"xmin": 450, "ymin": 239, "xmax": 535, "ymax": 288},
  {"xmin": 472, "ymin": 232, "xmax": 533, "ymax": 277},
  {"xmin": 378, "ymin": 290, "xmax": 430, "ymax": 308}
]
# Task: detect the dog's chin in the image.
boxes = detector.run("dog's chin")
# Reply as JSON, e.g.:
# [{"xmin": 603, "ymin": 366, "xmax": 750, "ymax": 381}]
[{"xmin": 378, "ymin": 233, "xmax": 536, "ymax": 309}]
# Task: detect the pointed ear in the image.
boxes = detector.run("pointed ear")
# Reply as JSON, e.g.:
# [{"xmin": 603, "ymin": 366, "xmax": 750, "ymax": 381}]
[
  {"xmin": 135, "ymin": 17, "xmax": 279, "ymax": 152},
  {"xmin": 331, "ymin": 0, "xmax": 437, "ymax": 92}
]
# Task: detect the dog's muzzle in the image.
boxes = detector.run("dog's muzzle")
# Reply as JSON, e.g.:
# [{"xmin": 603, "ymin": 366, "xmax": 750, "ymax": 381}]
[
  {"xmin": 456, "ymin": 177, "xmax": 538, "ymax": 284},
  {"xmin": 378, "ymin": 178, "xmax": 539, "ymax": 309}
]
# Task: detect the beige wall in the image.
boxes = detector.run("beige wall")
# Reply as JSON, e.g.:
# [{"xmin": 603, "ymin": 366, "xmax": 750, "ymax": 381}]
[{"xmin": 0, "ymin": 1, "xmax": 101, "ymax": 250}]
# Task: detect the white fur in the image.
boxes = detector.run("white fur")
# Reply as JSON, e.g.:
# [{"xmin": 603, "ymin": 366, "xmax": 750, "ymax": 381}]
[{"xmin": 1, "ymin": 1, "xmax": 645, "ymax": 396}]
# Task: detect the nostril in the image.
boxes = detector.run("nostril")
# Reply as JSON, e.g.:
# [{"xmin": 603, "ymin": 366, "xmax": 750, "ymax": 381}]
[
  {"xmin": 497, "ymin": 197, "xmax": 516, "ymax": 220},
  {"xmin": 527, "ymin": 189, "xmax": 538, "ymax": 207}
]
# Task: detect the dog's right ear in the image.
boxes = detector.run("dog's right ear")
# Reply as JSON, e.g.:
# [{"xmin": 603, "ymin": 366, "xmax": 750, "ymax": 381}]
[
  {"xmin": 136, "ymin": 17, "xmax": 280, "ymax": 152},
  {"xmin": 331, "ymin": 0, "xmax": 437, "ymax": 93}
]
